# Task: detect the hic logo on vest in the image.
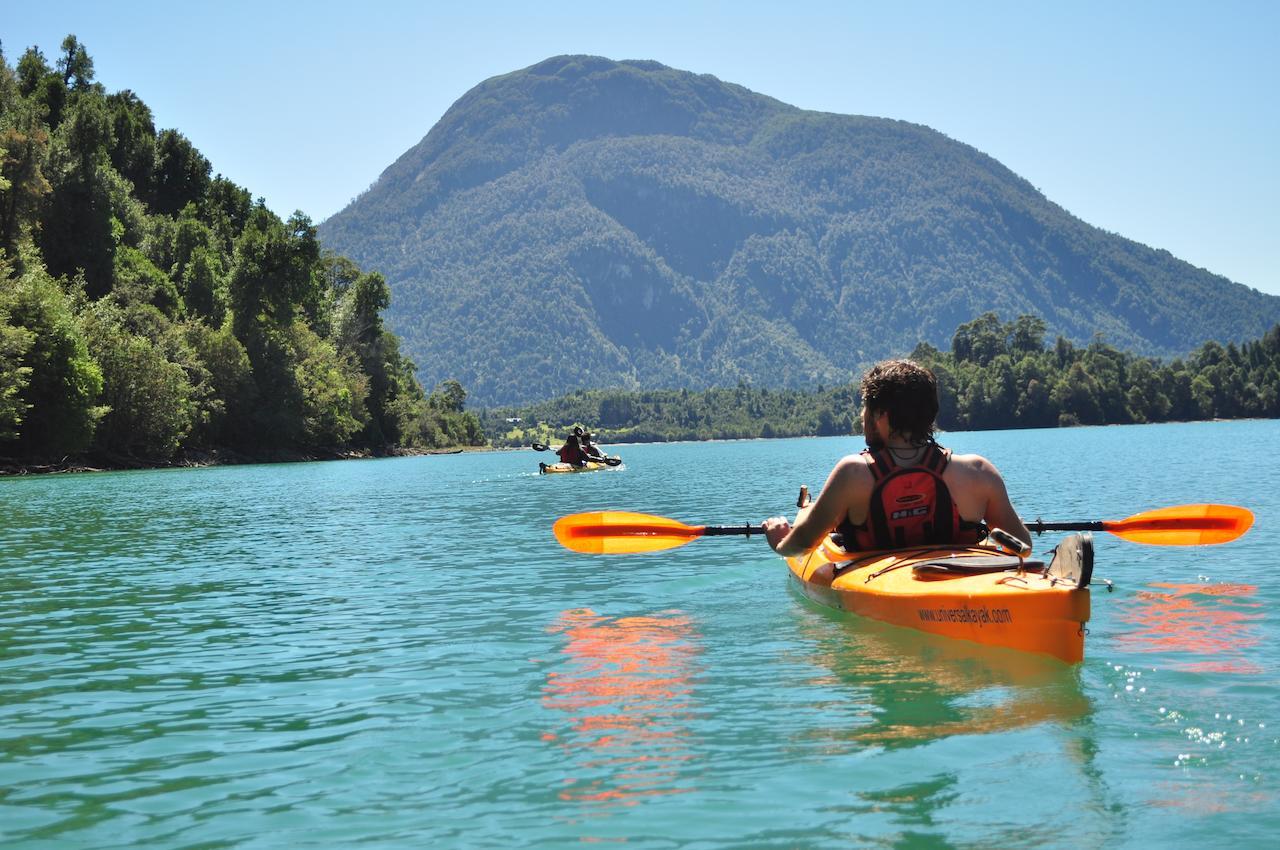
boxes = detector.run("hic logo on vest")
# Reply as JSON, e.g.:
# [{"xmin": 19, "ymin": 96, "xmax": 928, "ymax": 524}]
[{"xmin": 871, "ymin": 468, "xmax": 954, "ymax": 547}]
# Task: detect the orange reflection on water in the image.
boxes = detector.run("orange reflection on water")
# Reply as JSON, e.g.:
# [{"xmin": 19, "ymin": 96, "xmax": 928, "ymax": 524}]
[
  {"xmin": 1147, "ymin": 782, "xmax": 1275, "ymax": 814},
  {"xmin": 792, "ymin": 613, "xmax": 1090, "ymax": 749},
  {"xmin": 1117, "ymin": 582, "xmax": 1263, "ymax": 673},
  {"xmin": 543, "ymin": 608, "xmax": 701, "ymax": 808}
]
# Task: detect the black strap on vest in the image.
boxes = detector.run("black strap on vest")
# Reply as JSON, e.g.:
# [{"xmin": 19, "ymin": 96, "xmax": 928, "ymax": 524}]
[{"xmin": 866, "ymin": 449, "xmax": 894, "ymax": 481}]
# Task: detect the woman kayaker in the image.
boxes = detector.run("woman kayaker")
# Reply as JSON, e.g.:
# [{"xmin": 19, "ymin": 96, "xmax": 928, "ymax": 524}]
[
  {"xmin": 556, "ymin": 427, "xmax": 589, "ymax": 466},
  {"xmin": 763, "ymin": 359, "xmax": 1031, "ymax": 556}
]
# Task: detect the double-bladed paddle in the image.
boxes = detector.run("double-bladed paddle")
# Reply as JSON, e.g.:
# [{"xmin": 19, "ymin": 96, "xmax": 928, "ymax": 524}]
[{"xmin": 552, "ymin": 504, "xmax": 1254, "ymax": 555}]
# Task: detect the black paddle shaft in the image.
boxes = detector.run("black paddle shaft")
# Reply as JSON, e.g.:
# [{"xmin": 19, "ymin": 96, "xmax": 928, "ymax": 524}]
[
  {"xmin": 702, "ymin": 525, "xmax": 766, "ymax": 538},
  {"xmin": 1027, "ymin": 519, "xmax": 1106, "ymax": 535}
]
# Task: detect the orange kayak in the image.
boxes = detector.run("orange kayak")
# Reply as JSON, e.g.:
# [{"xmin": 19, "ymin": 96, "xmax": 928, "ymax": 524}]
[{"xmin": 785, "ymin": 537, "xmax": 1091, "ymax": 663}]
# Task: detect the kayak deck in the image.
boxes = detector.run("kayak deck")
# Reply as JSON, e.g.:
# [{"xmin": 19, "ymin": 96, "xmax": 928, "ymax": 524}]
[{"xmin": 786, "ymin": 538, "xmax": 1090, "ymax": 663}]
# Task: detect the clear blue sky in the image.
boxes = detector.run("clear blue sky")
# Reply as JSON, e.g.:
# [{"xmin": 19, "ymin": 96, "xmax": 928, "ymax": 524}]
[{"xmin": 6, "ymin": 1, "xmax": 1278, "ymax": 295}]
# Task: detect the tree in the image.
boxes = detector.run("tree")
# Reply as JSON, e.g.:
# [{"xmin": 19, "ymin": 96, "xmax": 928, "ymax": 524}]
[
  {"xmin": 0, "ymin": 42, "xmax": 18, "ymax": 116},
  {"xmin": 418, "ymin": 378, "xmax": 483, "ymax": 447},
  {"xmin": 0, "ymin": 267, "xmax": 104, "ymax": 457},
  {"xmin": 16, "ymin": 47, "xmax": 67, "ymax": 127},
  {"xmin": 1, "ymin": 109, "xmax": 54, "ymax": 254},
  {"xmin": 170, "ymin": 203, "xmax": 217, "ymax": 283},
  {"xmin": 150, "ymin": 129, "xmax": 210, "ymax": 216},
  {"xmin": 80, "ymin": 299, "xmax": 194, "ymax": 458},
  {"xmin": 1012, "ymin": 354, "xmax": 1057, "ymax": 428},
  {"xmin": 1050, "ymin": 363, "xmax": 1103, "ymax": 426},
  {"xmin": 333, "ymin": 268, "xmax": 389, "ymax": 362},
  {"xmin": 15, "ymin": 48, "xmax": 49, "ymax": 98},
  {"xmin": 1124, "ymin": 359, "xmax": 1171, "ymax": 423},
  {"xmin": 0, "ymin": 304, "xmax": 35, "ymax": 441},
  {"xmin": 1053, "ymin": 336, "xmax": 1075, "ymax": 370},
  {"xmin": 0, "ymin": 37, "xmax": 462, "ymax": 466},
  {"xmin": 431, "ymin": 379, "xmax": 468, "ymax": 413},
  {"xmin": 201, "ymin": 175, "xmax": 252, "ymax": 252},
  {"xmin": 227, "ymin": 207, "xmax": 320, "ymax": 339},
  {"xmin": 181, "ymin": 319, "xmax": 254, "ymax": 447},
  {"xmin": 380, "ymin": 350, "xmax": 428, "ymax": 446},
  {"xmin": 1189, "ymin": 373, "xmax": 1215, "ymax": 419},
  {"xmin": 963, "ymin": 354, "xmax": 1016, "ymax": 429},
  {"xmin": 37, "ymin": 94, "xmax": 120, "ymax": 295},
  {"xmin": 180, "ymin": 246, "xmax": 226, "ymax": 323},
  {"xmin": 952, "ymin": 312, "xmax": 1007, "ymax": 366},
  {"xmin": 333, "ymin": 268, "xmax": 396, "ymax": 444},
  {"xmin": 56, "ymin": 35, "xmax": 95, "ymax": 90},
  {"xmin": 288, "ymin": 319, "xmax": 367, "ymax": 446},
  {"xmin": 1081, "ymin": 340, "xmax": 1129, "ymax": 423},
  {"xmin": 1010, "ymin": 314, "xmax": 1047, "ymax": 356},
  {"xmin": 106, "ymin": 89, "xmax": 155, "ymax": 194},
  {"xmin": 112, "ymin": 245, "xmax": 180, "ymax": 319}
]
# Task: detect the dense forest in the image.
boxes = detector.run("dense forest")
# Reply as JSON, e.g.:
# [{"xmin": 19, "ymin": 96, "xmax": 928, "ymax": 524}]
[
  {"xmin": 0, "ymin": 36, "xmax": 482, "ymax": 470},
  {"xmin": 321, "ymin": 55, "xmax": 1280, "ymax": 407},
  {"xmin": 484, "ymin": 314, "xmax": 1280, "ymax": 447}
]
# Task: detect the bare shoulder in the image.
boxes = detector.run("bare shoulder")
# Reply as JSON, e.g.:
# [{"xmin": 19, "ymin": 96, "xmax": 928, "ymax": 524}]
[
  {"xmin": 829, "ymin": 452, "xmax": 875, "ymax": 487},
  {"xmin": 837, "ymin": 451, "xmax": 876, "ymax": 472},
  {"xmin": 947, "ymin": 452, "xmax": 1003, "ymax": 480}
]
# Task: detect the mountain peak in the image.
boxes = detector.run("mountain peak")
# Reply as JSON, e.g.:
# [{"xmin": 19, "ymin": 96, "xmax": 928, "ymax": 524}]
[
  {"xmin": 320, "ymin": 57, "xmax": 1280, "ymax": 406},
  {"xmin": 360, "ymin": 54, "xmax": 789, "ymax": 215}
]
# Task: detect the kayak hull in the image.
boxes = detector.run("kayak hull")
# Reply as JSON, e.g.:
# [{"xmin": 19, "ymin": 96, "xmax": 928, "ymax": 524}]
[
  {"xmin": 540, "ymin": 460, "xmax": 610, "ymax": 474},
  {"xmin": 786, "ymin": 539, "xmax": 1090, "ymax": 663}
]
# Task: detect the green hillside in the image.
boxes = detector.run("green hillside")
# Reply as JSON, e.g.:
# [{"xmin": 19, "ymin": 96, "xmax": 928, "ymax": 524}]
[
  {"xmin": 320, "ymin": 55, "xmax": 1280, "ymax": 406},
  {"xmin": 1, "ymin": 37, "xmax": 482, "ymax": 468}
]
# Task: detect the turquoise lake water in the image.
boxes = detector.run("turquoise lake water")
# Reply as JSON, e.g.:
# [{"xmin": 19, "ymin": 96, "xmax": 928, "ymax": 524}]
[{"xmin": 2, "ymin": 419, "xmax": 1278, "ymax": 848}]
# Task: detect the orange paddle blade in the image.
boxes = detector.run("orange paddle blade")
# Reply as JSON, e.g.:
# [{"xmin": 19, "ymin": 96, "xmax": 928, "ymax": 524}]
[
  {"xmin": 553, "ymin": 511, "xmax": 706, "ymax": 555},
  {"xmin": 1103, "ymin": 504, "xmax": 1253, "ymax": 546}
]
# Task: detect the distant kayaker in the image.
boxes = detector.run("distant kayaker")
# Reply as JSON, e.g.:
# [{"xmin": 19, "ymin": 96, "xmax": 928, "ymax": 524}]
[
  {"xmin": 556, "ymin": 426, "xmax": 589, "ymax": 466},
  {"xmin": 763, "ymin": 359, "xmax": 1032, "ymax": 555},
  {"xmin": 580, "ymin": 431, "xmax": 607, "ymax": 462}
]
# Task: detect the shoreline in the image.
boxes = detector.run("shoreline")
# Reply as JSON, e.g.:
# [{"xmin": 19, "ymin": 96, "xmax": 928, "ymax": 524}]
[
  {"xmin": 494, "ymin": 415, "xmax": 1278, "ymax": 450},
  {"xmin": 0, "ymin": 444, "xmax": 499, "ymax": 477},
  {"xmin": 6, "ymin": 417, "xmax": 1272, "ymax": 477}
]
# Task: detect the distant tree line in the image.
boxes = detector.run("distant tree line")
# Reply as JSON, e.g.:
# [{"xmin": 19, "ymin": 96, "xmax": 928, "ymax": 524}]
[
  {"xmin": 484, "ymin": 314, "xmax": 1280, "ymax": 446},
  {"xmin": 1, "ymin": 36, "xmax": 482, "ymax": 467},
  {"xmin": 483, "ymin": 383, "xmax": 859, "ymax": 447},
  {"xmin": 917, "ymin": 312, "xmax": 1280, "ymax": 429}
]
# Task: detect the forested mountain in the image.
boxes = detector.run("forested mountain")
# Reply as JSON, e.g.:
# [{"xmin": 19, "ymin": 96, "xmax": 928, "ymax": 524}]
[
  {"xmin": 1, "ymin": 37, "xmax": 482, "ymax": 467},
  {"xmin": 320, "ymin": 55, "xmax": 1280, "ymax": 407}
]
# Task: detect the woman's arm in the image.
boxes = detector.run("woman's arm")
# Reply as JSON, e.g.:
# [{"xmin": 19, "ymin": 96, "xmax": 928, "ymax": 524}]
[
  {"xmin": 763, "ymin": 458, "xmax": 862, "ymax": 556},
  {"xmin": 976, "ymin": 457, "xmax": 1032, "ymax": 550}
]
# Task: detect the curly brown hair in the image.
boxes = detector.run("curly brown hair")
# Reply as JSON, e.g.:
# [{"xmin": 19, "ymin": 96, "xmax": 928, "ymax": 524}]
[{"xmin": 860, "ymin": 359, "xmax": 938, "ymax": 444}]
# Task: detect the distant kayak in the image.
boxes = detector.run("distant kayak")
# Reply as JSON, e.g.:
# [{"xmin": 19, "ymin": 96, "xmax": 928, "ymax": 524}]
[{"xmin": 786, "ymin": 538, "xmax": 1090, "ymax": 663}]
